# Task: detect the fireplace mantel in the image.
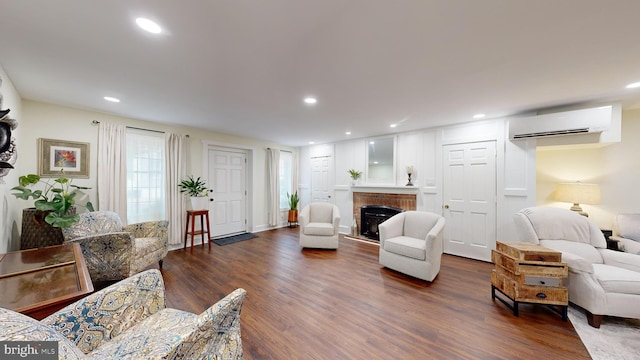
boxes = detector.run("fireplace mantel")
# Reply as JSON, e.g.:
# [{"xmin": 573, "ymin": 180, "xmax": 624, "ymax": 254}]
[{"xmin": 351, "ymin": 185, "xmax": 419, "ymax": 195}]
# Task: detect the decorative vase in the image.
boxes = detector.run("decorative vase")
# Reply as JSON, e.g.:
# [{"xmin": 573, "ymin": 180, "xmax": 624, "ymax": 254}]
[
  {"xmin": 351, "ymin": 215, "xmax": 358, "ymax": 236},
  {"xmin": 190, "ymin": 196, "xmax": 209, "ymax": 210},
  {"xmin": 20, "ymin": 207, "xmax": 74, "ymax": 250}
]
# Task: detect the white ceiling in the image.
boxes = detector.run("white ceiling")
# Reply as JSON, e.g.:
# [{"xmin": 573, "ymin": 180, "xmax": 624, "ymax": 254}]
[{"xmin": 1, "ymin": 1, "xmax": 640, "ymax": 147}]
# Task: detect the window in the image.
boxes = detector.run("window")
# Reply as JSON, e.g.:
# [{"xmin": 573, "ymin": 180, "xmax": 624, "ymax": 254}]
[
  {"xmin": 126, "ymin": 129, "xmax": 166, "ymax": 223},
  {"xmin": 279, "ymin": 151, "xmax": 293, "ymax": 209}
]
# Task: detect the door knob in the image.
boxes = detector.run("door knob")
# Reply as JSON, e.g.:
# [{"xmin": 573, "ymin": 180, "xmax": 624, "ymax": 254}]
[{"xmin": 444, "ymin": 204, "xmax": 449, "ymax": 209}]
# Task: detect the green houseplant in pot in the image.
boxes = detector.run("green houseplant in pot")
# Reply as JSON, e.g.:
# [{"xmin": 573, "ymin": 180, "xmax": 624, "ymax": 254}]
[
  {"xmin": 347, "ymin": 169, "xmax": 362, "ymax": 185},
  {"xmin": 12, "ymin": 171, "xmax": 94, "ymax": 249},
  {"xmin": 178, "ymin": 175, "xmax": 210, "ymax": 210},
  {"xmin": 287, "ymin": 191, "xmax": 299, "ymax": 227}
]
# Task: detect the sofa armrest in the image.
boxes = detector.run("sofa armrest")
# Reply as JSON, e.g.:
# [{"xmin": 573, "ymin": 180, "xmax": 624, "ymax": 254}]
[
  {"xmin": 42, "ymin": 269, "xmax": 166, "ymax": 355},
  {"xmin": 177, "ymin": 288, "xmax": 247, "ymax": 358},
  {"xmin": 599, "ymin": 248, "xmax": 640, "ymax": 273},
  {"xmin": 64, "ymin": 232, "xmax": 134, "ymax": 282},
  {"xmin": 558, "ymin": 252, "xmax": 594, "ymax": 274},
  {"xmin": 610, "ymin": 236, "xmax": 640, "ymax": 255}
]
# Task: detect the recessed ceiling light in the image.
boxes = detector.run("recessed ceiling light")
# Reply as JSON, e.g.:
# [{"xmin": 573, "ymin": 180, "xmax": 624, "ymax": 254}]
[
  {"xmin": 369, "ymin": 141, "xmax": 375, "ymax": 145},
  {"xmin": 390, "ymin": 124, "xmax": 397, "ymax": 128},
  {"xmin": 308, "ymin": 141, "xmax": 315, "ymax": 145},
  {"xmin": 626, "ymin": 82, "xmax": 640, "ymax": 89},
  {"xmin": 473, "ymin": 113, "xmax": 486, "ymax": 119},
  {"xmin": 345, "ymin": 131, "xmax": 351, "ymax": 135},
  {"xmin": 136, "ymin": 18, "xmax": 162, "ymax": 34},
  {"xmin": 304, "ymin": 97, "xmax": 317, "ymax": 105},
  {"xmin": 104, "ymin": 96, "xmax": 120, "ymax": 103}
]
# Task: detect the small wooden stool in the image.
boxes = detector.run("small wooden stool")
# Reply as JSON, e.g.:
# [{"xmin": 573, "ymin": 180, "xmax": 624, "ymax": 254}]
[{"xmin": 184, "ymin": 210, "xmax": 211, "ymax": 249}]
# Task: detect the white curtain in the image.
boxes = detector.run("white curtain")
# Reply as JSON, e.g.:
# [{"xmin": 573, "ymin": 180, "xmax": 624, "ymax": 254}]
[
  {"xmin": 292, "ymin": 150, "xmax": 299, "ymax": 198},
  {"xmin": 165, "ymin": 133, "xmax": 187, "ymax": 245},
  {"xmin": 267, "ymin": 148, "xmax": 280, "ymax": 227},
  {"xmin": 97, "ymin": 122, "xmax": 127, "ymax": 221}
]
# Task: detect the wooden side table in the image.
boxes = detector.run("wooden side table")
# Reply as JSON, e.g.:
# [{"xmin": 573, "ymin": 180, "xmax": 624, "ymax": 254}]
[
  {"xmin": 184, "ymin": 210, "xmax": 211, "ymax": 249},
  {"xmin": 491, "ymin": 241, "xmax": 569, "ymax": 320}
]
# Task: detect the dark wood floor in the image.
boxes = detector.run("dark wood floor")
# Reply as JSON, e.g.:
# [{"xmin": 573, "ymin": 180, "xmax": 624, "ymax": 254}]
[{"xmin": 160, "ymin": 227, "xmax": 590, "ymax": 359}]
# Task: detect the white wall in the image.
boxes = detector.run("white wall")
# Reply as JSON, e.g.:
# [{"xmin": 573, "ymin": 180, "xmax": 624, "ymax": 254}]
[
  {"xmin": 0, "ymin": 65, "xmax": 22, "ymax": 252},
  {"xmin": 536, "ymin": 109, "xmax": 640, "ymax": 230},
  {"xmin": 3, "ymin": 99, "xmax": 294, "ymax": 251},
  {"xmin": 301, "ymin": 117, "xmax": 538, "ymax": 246}
]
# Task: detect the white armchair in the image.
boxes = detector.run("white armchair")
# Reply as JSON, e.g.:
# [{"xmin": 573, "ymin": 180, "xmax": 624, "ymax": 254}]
[
  {"xmin": 378, "ymin": 211, "xmax": 445, "ymax": 282},
  {"xmin": 299, "ymin": 203, "xmax": 341, "ymax": 249},
  {"xmin": 611, "ymin": 213, "xmax": 640, "ymax": 254},
  {"xmin": 514, "ymin": 207, "xmax": 640, "ymax": 328}
]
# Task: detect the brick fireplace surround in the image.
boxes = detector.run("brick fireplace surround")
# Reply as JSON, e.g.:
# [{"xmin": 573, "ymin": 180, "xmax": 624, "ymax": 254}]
[{"xmin": 352, "ymin": 191, "xmax": 417, "ymax": 237}]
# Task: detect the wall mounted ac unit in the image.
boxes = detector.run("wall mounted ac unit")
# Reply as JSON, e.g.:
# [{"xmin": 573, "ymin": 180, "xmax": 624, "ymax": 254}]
[{"xmin": 509, "ymin": 105, "xmax": 612, "ymax": 140}]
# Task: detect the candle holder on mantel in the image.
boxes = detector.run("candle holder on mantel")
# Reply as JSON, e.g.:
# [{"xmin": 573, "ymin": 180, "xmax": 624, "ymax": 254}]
[{"xmin": 406, "ymin": 165, "xmax": 414, "ymax": 186}]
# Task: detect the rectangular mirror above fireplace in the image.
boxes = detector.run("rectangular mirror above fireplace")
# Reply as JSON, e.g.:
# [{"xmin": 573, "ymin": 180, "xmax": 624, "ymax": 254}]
[{"xmin": 366, "ymin": 135, "xmax": 396, "ymax": 185}]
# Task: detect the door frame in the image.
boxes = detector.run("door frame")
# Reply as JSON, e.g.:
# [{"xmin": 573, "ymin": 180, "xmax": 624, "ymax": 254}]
[{"xmin": 202, "ymin": 140, "xmax": 255, "ymax": 233}]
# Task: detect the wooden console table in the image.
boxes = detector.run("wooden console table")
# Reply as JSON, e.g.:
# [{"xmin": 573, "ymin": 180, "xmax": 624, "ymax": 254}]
[
  {"xmin": 491, "ymin": 241, "xmax": 568, "ymax": 320},
  {"xmin": 0, "ymin": 243, "xmax": 93, "ymax": 319}
]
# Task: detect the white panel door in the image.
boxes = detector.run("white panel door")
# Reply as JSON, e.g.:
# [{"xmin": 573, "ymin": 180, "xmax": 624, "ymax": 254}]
[
  {"xmin": 311, "ymin": 155, "xmax": 333, "ymax": 203},
  {"xmin": 442, "ymin": 141, "xmax": 496, "ymax": 261},
  {"xmin": 208, "ymin": 149, "xmax": 247, "ymax": 236}
]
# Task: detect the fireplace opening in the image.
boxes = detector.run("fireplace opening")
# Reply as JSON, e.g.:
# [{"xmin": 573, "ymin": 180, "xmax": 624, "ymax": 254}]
[{"xmin": 360, "ymin": 205, "xmax": 404, "ymax": 240}]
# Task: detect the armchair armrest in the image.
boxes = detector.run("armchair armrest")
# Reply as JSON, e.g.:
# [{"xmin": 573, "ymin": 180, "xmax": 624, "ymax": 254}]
[
  {"xmin": 42, "ymin": 269, "xmax": 166, "ymax": 354},
  {"xmin": 379, "ymin": 213, "xmax": 405, "ymax": 245},
  {"xmin": 332, "ymin": 207, "xmax": 341, "ymax": 232},
  {"xmin": 124, "ymin": 220, "xmax": 169, "ymax": 241},
  {"xmin": 179, "ymin": 288, "xmax": 247, "ymax": 358},
  {"xmin": 299, "ymin": 206, "xmax": 310, "ymax": 226},
  {"xmin": 425, "ymin": 217, "xmax": 446, "ymax": 252},
  {"xmin": 64, "ymin": 232, "xmax": 134, "ymax": 282}
]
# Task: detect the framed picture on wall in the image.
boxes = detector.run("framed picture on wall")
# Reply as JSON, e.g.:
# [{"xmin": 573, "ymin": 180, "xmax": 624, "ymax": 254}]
[{"xmin": 38, "ymin": 138, "xmax": 89, "ymax": 178}]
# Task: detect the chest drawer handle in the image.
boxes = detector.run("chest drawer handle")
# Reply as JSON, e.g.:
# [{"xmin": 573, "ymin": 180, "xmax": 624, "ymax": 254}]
[{"xmin": 536, "ymin": 293, "xmax": 547, "ymax": 299}]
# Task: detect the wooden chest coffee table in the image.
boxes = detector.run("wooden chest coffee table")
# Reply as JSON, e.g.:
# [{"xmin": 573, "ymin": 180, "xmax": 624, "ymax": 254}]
[
  {"xmin": 0, "ymin": 243, "xmax": 93, "ymax": 319},
  {"xmin": 491, "ymin": 241, "xmax": 568, "ymax": 320}
]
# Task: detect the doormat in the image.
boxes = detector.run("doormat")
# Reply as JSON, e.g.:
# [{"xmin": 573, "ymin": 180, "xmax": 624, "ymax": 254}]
[{"xmin": 212, "ymin": 233, "xmax": 258, "ymax": 246}]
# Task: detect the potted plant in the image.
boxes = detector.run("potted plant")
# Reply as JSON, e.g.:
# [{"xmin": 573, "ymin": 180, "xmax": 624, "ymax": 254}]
[
  {"xmin": 178, "ymin": 175, "xmax": 210, "ymax": 210},
  {"xmin": 287, "ymin": 191, "xmax": 299, "ymax": 226},
  {"xmin": 347, "ymin": 169, "xmax": 362, "ymax": 185},
  {"xmin": 12, "ymin": 171, "xmax": 94, "ymax": 249}
]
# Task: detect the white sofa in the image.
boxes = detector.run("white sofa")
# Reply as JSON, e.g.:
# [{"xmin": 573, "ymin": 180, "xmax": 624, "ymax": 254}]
[
  {"xmin": 514, "ymin": 207, "xmax": 640, "ymax": 327},
  {"xmin": 299, "ymin": 202, "xmax": 340, "ymax": 249},
  {"xmin": 378, "ymin": 211, "xmax": 445, "ymax": 282},
  {"xmin": 611, "ymin": 213, "xmax": 640, "ymax": 254}
]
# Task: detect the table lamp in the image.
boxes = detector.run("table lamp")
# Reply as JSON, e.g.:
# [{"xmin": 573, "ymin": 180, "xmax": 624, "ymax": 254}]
[{"xmin": 554, "ymin": 182, "xmax": 601, "ymax": 217}]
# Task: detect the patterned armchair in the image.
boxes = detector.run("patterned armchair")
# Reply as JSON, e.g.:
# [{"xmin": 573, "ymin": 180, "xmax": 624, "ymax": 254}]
[
  {"xmin": 62, "ymin": 211, "xmax": 169, "ymax": 282},
  {"xmin": 0, "ymin": 270, "xmax": 247, "ymax": 359}
]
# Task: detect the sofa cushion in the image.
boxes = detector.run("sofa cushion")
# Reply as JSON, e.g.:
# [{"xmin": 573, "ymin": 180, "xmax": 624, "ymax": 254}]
[
  {"xmin": 593, "ymin": 264, "xmax": 640, "ymax": 295},
  {"xmin": 0, "ymin": 308, "xmax": 84, "ymax": 360},
  {"xmin": 384, "ymin": 236, "xmax": 426, "ymax": 261},
  {"xmin": 88, "ymin": 308, "xmax": 197, "ymax": 358},
  {"xmin": 303, "ymin": 222, "xmax": 335, "ymax": 236}
]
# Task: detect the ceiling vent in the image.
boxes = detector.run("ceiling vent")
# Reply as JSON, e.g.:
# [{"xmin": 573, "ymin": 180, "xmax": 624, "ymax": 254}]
[{"xmin": 509, "ymin": 106, "xmax": 612, "ymax": 140}]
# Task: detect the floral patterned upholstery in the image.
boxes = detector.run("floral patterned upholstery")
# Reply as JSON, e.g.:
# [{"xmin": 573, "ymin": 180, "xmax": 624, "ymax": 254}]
[
  {"xmin": 0, "ymin": 270, "xmax": 247, "ymax": 359},
  {"xmin": 62, "ymin": 211, "xmax": 169, "ymax": 282}
]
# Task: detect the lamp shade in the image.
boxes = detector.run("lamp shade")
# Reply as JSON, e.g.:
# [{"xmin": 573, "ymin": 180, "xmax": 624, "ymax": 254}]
[{"xmin": 554, "ymin": 182, "xmax": 601, "ymax": 205}]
